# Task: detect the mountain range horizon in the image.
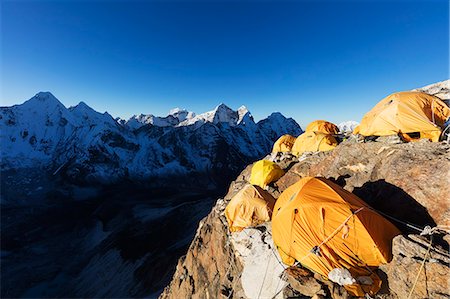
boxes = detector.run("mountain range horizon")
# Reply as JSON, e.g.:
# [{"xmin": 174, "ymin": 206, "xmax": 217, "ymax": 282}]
[
  {"xmin": 5, "ymin": 77, "xmax": 448, "ymax": 128},
  {"xmin": 3, "ymin": 90, "xmax": 359, "ymax": 130}
]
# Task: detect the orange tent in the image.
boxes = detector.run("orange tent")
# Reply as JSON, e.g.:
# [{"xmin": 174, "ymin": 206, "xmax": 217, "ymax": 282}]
[
  {"xmin": 305, "ymin": 120, "xmax": 339, "ymax": 135},
  {"xmin": 272, "ymin": 177, "xmax": 400, "ymax": 297},
  {"xmin": 291, "ymin": 131, "xmax": 337, "ymax": 156},
  {"xmin": 354, "ymin": 91, "xmax": 450, "ymax": 142},
  {"xmin": 272, "ymin": 134, "xmax": 297, "ymax": 153},
  {"xmin": 225, "ymin": 184, "xmax": 276, "ymax": 232}
]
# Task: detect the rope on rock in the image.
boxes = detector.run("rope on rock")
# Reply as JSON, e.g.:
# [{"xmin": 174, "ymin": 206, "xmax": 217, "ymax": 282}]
[
  {"xmin": 424, "ymin": 225, "xmax": 450, "ymax": 235},
  {"xmin": 407, "ymin": 236, "xmax": 433, "ymax": 299},
  {"xmin": 365, "ymin": 206, "xmax": 449, "ymax": 237}
]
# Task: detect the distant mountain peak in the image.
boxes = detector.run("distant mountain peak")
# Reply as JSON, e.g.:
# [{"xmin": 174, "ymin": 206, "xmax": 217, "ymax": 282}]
[
  {"xmin": 70, "ymin": 101, "xmax": 95, "ymax": 112},
  {"xmin": 238, "ymin": 105, "xmax": 248, "ymax": 112},
  {"xmin": 169, "ymin": 107, "xmax": 184, "ymax": 115},
  {"xmin": 35, "ymin": 91, "xmax": 57, "ymax": 99},
  {"xmin": 237, "ymin": 105, "xmax": 254, "ymax": 126},
  {"xmin": 267, "ymin": 112, "xmax": 285, "ymax": 119},
  {"xmin": 168, "ymin": 107, "xmax": 195, "ymax": 123},
  {"xmin": 24, "ymin": 91, "xmax": 65, "ymax": 108},
  {"xmin": 75, "ymin": 101, "xmax": 90, "ymax": 108},
  {"xmin": 215, "ymin": 103, "xmax": 230, "ymax": 109},
  {"xmin": 338, "ymin": 120, "xmax": 359, "ymax": 133}
]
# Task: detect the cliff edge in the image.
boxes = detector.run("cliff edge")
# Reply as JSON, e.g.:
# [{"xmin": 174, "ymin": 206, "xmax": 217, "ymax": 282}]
[{"xmin": 161, "ymin": 140, "xmax": 450, "ymax": 299}]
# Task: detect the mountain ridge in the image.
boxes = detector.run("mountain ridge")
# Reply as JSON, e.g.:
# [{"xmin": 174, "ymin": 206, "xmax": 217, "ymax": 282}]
[{"xmin": 1, "ymin": 93, "xmax": 303, "ymax": 191}]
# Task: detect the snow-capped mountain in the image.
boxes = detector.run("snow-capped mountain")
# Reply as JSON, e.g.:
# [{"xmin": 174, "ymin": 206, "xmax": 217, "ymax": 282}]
[
  {"xmin": 338, "ymin": 120, "xmax": 359, "ymax": 133},
  {"xmin": 125, "ymin": 108, "xmax": 196, "ymax": 130},
  {"xmin": 1, "ymin": 92, "xmax": 302, "ymax": 186},
  {"xmin": 178, "ymin": 103, "xmax": 239, "ymax": 128}
]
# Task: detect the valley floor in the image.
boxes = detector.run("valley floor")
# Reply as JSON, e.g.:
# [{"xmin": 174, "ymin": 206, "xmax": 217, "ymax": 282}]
[{"xmin": 1, "ymin": 182, "xmax": 222, "ymax": 298}]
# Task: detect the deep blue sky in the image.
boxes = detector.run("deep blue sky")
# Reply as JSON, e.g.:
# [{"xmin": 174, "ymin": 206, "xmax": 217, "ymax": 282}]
[{"xmin": 1, "ymin": 0, "xmax": 448, "ymax": 126}]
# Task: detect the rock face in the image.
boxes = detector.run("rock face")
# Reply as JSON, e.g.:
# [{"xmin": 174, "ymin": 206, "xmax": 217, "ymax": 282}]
[
  {"xmin": 161, "ymin": 140, "xmax": 450, "ymax": 299},
  {"xmin": 159, "ymin": 199, "xmax": 245, "ymax": 299},
  {"xmin": 380, "ymin": 234, "xmax": 450, "ymax": 299}
]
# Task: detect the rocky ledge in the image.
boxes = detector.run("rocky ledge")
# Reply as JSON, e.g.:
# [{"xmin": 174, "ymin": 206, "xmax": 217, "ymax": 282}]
[{"xmin": 161, "ymin": 140, "xmax": 450, "ymax": 299}]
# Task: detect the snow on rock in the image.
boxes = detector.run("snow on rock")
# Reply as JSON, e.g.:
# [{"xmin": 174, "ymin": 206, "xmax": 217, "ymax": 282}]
[
  {"xmin": 178, "ymin": 103, "xmax": 239, "ymax": 128},
  {"xmin": 338, "ymin": 120, "xmax": 359, "ymax": 133},
  {"xmin": 257, "ymin": 112, "xmax": 303, "ymax": 141},
  {"xmin": 0, "ymin": 92, "xmax": 78, "ymax": 166},
  {"xmin": 237, "ymin": 105, "xmax": 256, "ymax": 127},
  {"xmin": 413, "ymin": 79, "xmax": 450, "ymax": 103},
  {"xmin": 230, "ymin": 223, "xmax": 286, "ymax": 299},
  {"xmin": 124, "ymin": 106, "xmax": 197, "ymax": 130},
  {"xmin": 124, "ymin": 114, "xmax": 153, "ymax": 129},
  {"xmin": 69, "ymin": 101, "xmax": 117, "ymax": 127},
  {"xmin": 1, "ymin": 92, "xmax": 302, "ymax": 185},
  {"xmin": 168, "ymin": 108, "xmax": 195, "ymax": 122},
  {"xmin": 126, "ymin": 114, "xmax": 178, "ymax": 129}
]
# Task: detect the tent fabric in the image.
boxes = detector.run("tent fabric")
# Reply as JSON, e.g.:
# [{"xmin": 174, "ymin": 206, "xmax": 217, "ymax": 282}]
[
  {"xmin": 272, "ymin": 134, "xmax": 297, "ymax": 153},
  {"xmin": 305, "ymin": 120, "xmax": 339, "ymax": 135},
  {"xmin": 272, "ymin": 177, "xmax": 400, "ymax": 297},
  {"xmin": 249, "ymin": 160, "xmax": 285, "ymax": 189},
  {"xmin": 291, "ymin": 131, "xmax": 338, "ymax": 156},
  {"xmin": 225, "ymin": 184, "xmax": 276, "ymax": 232},
  {"xmin": 354, "ymin": 91, "xmax": 450, "ymax": 142}
]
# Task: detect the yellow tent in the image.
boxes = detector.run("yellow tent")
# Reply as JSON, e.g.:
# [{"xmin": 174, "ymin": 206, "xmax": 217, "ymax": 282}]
[
  {"xmin": 225, "ymin": 184, "xmax": 276, "ymax": 232},
  {"xmin": 249, "ymin": 160, "xmax": 284, "ymax": 189},
  {"xmin": 272, "ymin": 134, "xmax": 297, "ymax": 153},
  {"xmin": 291, "ymin": 131, "xmax": 338, "ymax": 156},
  {"xmin": 354, "ymin": 91, "xmax": 450, "ymax": 142},
  {"xmin": 272, "ymin": 177, "xmax": 400, "ymax": 297},
  {"xmin": 305, "ymin": 120, "xmax": 339, "ymax": 135}
]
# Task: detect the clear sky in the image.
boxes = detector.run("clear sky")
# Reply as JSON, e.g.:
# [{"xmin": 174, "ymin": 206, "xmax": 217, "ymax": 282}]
[{"xmin": 1, "ymin": 0, "xmax": 448, "ymax": 127}]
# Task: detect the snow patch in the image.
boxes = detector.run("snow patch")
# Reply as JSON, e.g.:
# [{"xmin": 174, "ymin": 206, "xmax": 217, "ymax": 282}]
[
  {"xmin": 338, "ymin": 120, "xmax": 359, "ymax": 133},
  {"xmin": 413, "ymin": 79, "xmax": 450, "ymax": 102},
  {"xmin": 230, "ymin": 223, "xmax": 286, "ymax": 299}
]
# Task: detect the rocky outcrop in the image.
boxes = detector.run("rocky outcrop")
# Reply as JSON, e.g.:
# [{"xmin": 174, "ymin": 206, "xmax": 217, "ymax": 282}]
[
  {"xmin": 160, "ymin": 200, "xmax": 245, "ymax": 299},
  {"xmin": 161, "ymin": 140, "xmax": 450, "ymax": 299},
  {"xmin": 380, "ymin": 234, "xmax": 450, "ymax": 299},
  {"xmin": 413, "ymin": 79, "xmax": 450, "ymax": 104}
]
